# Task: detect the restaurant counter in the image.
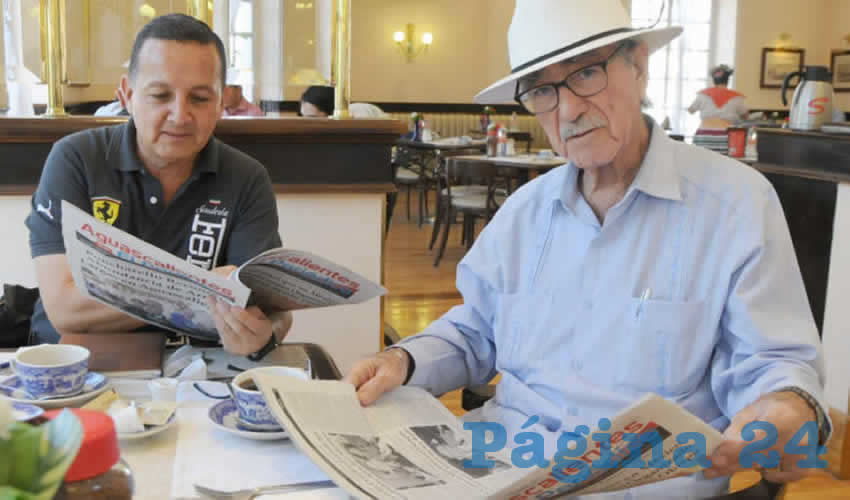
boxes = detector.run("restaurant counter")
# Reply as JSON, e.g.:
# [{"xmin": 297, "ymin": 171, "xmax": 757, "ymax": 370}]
[
  {"xmin": 0, "ymin": 116, "xmax": 406, "ymax": 374},
  {"xmin": 751, "ymin": 128, "xmax": 850, "ymax": 414}
]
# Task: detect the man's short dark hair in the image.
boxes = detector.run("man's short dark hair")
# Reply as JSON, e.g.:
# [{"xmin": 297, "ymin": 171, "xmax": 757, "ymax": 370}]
[
  {"xmin": 128, "ymin": 14, "xmax": 227, "ymax": 89},
  {"xmin": 300, "ymin": 85, "xmax": 335, "ymax": 116}
]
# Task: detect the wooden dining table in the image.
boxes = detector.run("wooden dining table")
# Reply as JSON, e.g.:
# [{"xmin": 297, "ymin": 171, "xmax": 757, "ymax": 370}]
[{"xmin": 448, "ymin": 153, "xmax": 567, "ymax": 184}]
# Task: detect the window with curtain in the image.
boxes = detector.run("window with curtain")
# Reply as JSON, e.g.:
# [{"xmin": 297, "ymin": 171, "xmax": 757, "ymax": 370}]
[{"xmin": 631, "ymin": 0, "xmax": 714, "ymax": 136}]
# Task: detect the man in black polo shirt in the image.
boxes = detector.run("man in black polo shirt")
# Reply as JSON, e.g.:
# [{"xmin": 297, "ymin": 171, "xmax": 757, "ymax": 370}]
[{"xmin": 25, "ymin": 14, "xmax": 291, "ymax": 356}]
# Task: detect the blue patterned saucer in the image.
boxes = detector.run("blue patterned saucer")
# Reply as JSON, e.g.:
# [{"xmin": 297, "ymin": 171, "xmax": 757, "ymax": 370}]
[
  {"xmin": 12, "ymin": 402, "xmax": 44, "ymax": 421},
  {"xmin": 0, "ymin": 372, "xmax": 110, "ymax": 408},
  {"xmin": 208, "ymin": 399, "xmax": 288, "ymax": 441}
]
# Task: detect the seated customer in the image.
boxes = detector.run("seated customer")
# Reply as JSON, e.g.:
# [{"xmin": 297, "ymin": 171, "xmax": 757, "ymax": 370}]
[
  {"xmin": 26, "ymin": 14, "xmax": 291, "ymax": 356},
  {"xmin": 93, "ymin": 88, "xmax": 129, "ymax": 117},
  {"xmin": 299, "ymin": 85, "xmax": 386, "ymax": 118},
  {"xmin": 222, "ymin": 81, "xmax": 264, "ymax": 117},
  {"xmin": 346, "ymin": 1, "xmax": 828, "ymax": 497}
]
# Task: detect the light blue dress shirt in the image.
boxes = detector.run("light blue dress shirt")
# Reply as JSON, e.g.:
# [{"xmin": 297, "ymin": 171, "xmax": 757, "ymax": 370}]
[{"xmin": 398, "ymin": 121, "xmax": 827, "ymax": 498}]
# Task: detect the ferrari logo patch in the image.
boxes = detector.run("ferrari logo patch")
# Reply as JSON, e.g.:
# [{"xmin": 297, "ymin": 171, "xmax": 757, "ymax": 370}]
[{"xmin": 91, "ymin": 196, "xmax": 121, "ymax": 225}]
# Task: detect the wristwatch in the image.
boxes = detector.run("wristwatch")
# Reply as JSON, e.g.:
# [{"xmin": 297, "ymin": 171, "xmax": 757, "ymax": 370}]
[
  {"xmin": 247, "ymin": 332, "xmax": 281, "ymax": 362},
  {"xmin": 774, "ymin": 386, "xmax": 830, "ymax": 445}
]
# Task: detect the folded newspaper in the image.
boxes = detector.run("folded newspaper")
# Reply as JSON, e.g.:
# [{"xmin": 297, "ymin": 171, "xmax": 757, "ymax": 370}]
[
  {"xmin": 253, "ymin": 373, "xmax": 725, "ymax": 499},
  {"xmin": 61, "ymin": 201, "xmax": 386, "ymax": 340}
]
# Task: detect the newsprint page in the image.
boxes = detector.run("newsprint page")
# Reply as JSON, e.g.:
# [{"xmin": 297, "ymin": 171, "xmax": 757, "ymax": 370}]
[
  {"xmin": 254, "ymin": 374, "xmax": 725, "ymax": 500},
  {"xmin": 61, "ymin": 201, "xmax": 385, "ymax": 340}
]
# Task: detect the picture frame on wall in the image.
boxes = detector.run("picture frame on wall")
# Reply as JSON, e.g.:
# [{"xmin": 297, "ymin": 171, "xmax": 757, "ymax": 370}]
[
  {"xmin": 760, "ymin": 48, "xmax": 805, "ymax": 89},
  {"xmin": 831, "ymin": 50, "xmax": 850, "ymax": 92}
]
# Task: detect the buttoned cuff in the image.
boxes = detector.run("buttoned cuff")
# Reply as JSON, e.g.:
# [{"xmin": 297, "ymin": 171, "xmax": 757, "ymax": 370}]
[{"xmin": 386, "ymin": 347, "xmax": 416, "ymax": 385}]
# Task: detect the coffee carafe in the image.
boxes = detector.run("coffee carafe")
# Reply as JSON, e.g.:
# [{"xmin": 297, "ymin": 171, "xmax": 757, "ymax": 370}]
[{"xmin": 781, "ymin": 66, "xmax": 835, "ymax": 130}]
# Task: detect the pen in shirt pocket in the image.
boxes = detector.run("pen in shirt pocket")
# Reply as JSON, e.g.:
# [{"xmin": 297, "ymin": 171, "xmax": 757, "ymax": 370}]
[{"xmin": 636, "ymin": 287, "xmax": 651, "ymax": 319}]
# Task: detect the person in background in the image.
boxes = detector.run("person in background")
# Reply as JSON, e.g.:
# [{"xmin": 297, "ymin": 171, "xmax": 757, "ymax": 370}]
[
  {"xmin": 93, "ymin": 87, "xmax": 129, "ymax": 117},
  {"xmin": 26, "ymin": 14, "xmax": 291, "ymax": 356},
  {"xmin": 688, "ymin": 64, "xmax": 748, "ymax": 129},
  {"xmin": 299, "ymin": 85, "xmax": 387, "ymax": 118},
  {"xmin": 345, "ymin": 1, "xmax": 829, "ymax": 497},
  {"xmin": 222, "ymin": 82, "xmax": 264, "ymax": 117}
]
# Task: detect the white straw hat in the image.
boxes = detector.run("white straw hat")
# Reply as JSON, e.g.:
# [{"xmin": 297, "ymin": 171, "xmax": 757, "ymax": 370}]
[{"xmin": 475, "ymin": 0, "xmax": 682, "ymax": 104}]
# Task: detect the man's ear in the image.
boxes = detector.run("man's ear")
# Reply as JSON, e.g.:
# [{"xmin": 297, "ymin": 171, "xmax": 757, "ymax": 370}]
[{"xmin": 119, "ymin": 75, "xmax": 133, "ymax": 115}]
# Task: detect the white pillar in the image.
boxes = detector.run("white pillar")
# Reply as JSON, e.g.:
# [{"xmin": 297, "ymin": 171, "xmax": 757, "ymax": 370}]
[
  {"xmin": 5, "ymin": 0, "xmax": 33, "ymax": 115},
  {"xmin": 0, "ymin": 0, "xmax": 8, "ymax": 110},
  {"xmin": 253, "ymin": 0, "xmax": 284, "ymax": 107},
  {"xmin": 314, "ymin": 0, "xmax": 332, "ymax": 84},
  {"xmin": 213, "ymin": 0, "xmax": 230, "ymax": 63}
]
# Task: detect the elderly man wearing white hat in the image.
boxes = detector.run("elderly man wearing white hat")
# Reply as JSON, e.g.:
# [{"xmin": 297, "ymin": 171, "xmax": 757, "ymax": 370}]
[{"xmin": 347, "ymin": 1, "xmax": 828, "ymax": 497}]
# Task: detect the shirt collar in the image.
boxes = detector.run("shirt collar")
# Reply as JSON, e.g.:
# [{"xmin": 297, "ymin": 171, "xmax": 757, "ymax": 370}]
[
  {"xmin": 554, "ymin": 116, "xmax": 683, "ymax": 211},
  {"xmin": 106, "ymin": 119, "xmax": 219, "ymax": 175}
]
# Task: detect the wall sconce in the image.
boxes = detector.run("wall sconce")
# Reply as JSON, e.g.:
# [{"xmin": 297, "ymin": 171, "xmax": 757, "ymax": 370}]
[
  {"xmin": 393, "ymin": 23, "xmax": 433, "ymax": 62},
  {"xmin": 773, "ymin": 32, "xmax": 798, "ymax": 49}
]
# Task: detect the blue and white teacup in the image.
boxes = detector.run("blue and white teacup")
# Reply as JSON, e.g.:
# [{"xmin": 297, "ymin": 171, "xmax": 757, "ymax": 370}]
[
  {"xmin": 231, "ymin": 366, "xmax": 309, "ymax": 431},
  {"xmin": 11, "ymin": 345, "xmax": 90, "ymax": 399}
]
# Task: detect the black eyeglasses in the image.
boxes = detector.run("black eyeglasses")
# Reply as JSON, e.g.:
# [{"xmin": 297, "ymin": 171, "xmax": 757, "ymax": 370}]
[{"xmin": 514, "ymin": 43, "xmax": 629, "ymax": 115}]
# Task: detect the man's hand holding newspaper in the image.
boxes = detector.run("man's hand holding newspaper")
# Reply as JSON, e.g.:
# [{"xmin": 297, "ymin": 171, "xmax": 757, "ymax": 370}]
[{"xmin": 346, "ymin": 348, "xmax": 411, "ymax": 406}]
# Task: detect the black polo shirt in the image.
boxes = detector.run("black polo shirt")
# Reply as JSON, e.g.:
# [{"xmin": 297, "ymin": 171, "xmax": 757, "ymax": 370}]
[{"xmin": 26, "ymin": 120, "xmax": 282, "ymax": 343}]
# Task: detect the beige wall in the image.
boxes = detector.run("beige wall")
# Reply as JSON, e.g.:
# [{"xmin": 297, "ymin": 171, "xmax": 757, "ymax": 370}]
[
  {"xmin": 18, "ymin": 0, "xmax": 850, "ymax": 110},
  {"xmin": 735, "ymin": 0, "xmax": 849, "ymax": 111},
  {"xmin": 66, "ymin": 0, "xmax": 187, "ymax": 103},
  {"xmin": 349, "ymin": 0, "xmax": 512, "ymax": 103}
]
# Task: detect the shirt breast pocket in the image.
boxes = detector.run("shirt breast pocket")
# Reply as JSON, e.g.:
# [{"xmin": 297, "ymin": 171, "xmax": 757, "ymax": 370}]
[{"xmin": 615, "ymin": 298, "xmax": 709, "ymax": 396}]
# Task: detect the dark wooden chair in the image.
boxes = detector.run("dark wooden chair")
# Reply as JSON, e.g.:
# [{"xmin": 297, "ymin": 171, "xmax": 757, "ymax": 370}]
[{"xmin": 429, "ymin": 158, "xmax": 516, "ymax": 267}]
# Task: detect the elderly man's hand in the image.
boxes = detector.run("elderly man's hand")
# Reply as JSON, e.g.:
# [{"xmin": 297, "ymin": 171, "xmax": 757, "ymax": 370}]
[
  {"xmin": 704, "ymin": 391, "xmax": 820, "ymax": 482},
  {"xmin": 344, "ymin": 349, "xmax": 409, "ymax": 406},
  {"xmin": 206, "ymin": 296, "xmax": 274, "ymax": 356}
]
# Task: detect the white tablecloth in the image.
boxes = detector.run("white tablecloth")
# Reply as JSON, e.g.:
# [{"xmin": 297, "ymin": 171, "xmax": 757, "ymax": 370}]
[
  {"xmin": 0, "ymin": 351, "xmax": 349, "ymax": 500},
  {"xmin": 121, "ymin": 381, "xmax": 349, "ymax": 499}
]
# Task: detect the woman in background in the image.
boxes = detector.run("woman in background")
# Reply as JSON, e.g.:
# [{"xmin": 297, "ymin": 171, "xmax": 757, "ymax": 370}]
[
  {"xmin": 688, "ymin": 64, "xmax": 748, "ymax": 129},
  {"xmin": 299, "ymin": 85, "xmax": 387, "ymax": 118}
]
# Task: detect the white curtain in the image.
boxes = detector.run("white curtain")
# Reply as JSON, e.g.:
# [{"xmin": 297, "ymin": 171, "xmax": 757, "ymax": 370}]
[{"xmin": 3, "ymin": 0, "xmax": 35, "ymax": 115}]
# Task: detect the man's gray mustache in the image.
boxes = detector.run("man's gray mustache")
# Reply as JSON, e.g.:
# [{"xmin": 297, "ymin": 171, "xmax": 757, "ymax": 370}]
[{"xmin": 560, "ymin": 116, "xmax": 608, "ymax": 140}]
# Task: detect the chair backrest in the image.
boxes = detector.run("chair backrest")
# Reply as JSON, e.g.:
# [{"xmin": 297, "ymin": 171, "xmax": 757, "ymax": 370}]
[{"xmin": 443, "ymin": 158, "xmax": 520, "ymax": 215}]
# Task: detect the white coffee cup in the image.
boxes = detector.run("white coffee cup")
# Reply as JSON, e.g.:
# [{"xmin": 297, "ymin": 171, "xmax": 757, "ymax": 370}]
[
  {"xmin": 231, "ymin": 366, "xmax": 310, "ymax": 431},
  {"xmin": 12, "ymin": 345, "xmax": 90, "ymax": 399}
]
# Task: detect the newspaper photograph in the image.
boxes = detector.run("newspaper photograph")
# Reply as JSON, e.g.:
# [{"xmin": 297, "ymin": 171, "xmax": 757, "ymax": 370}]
[
  {"xmin": 61, "ymin": 201, "xmax": 386, "ymax": 340},
  {"xmin": 254, "ymin": 374, "xmax": 526, "ymax": 500},
  {"xmin": 253, "ymin": 371, "xmax": 725, "ymax": 500}
]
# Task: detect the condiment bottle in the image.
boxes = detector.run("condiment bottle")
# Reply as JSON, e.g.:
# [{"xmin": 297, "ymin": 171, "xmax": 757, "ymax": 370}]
[
  {"xmin": 486, "ymin": 123, "xmax": 499, "ymax": 157},
  {"xmin": 497, "ymin": 126, "xmax": 508, "ymax": 156},
  {"xmin": 46, "ymin": 409, "xmax": 134, "ymax": 500}
]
